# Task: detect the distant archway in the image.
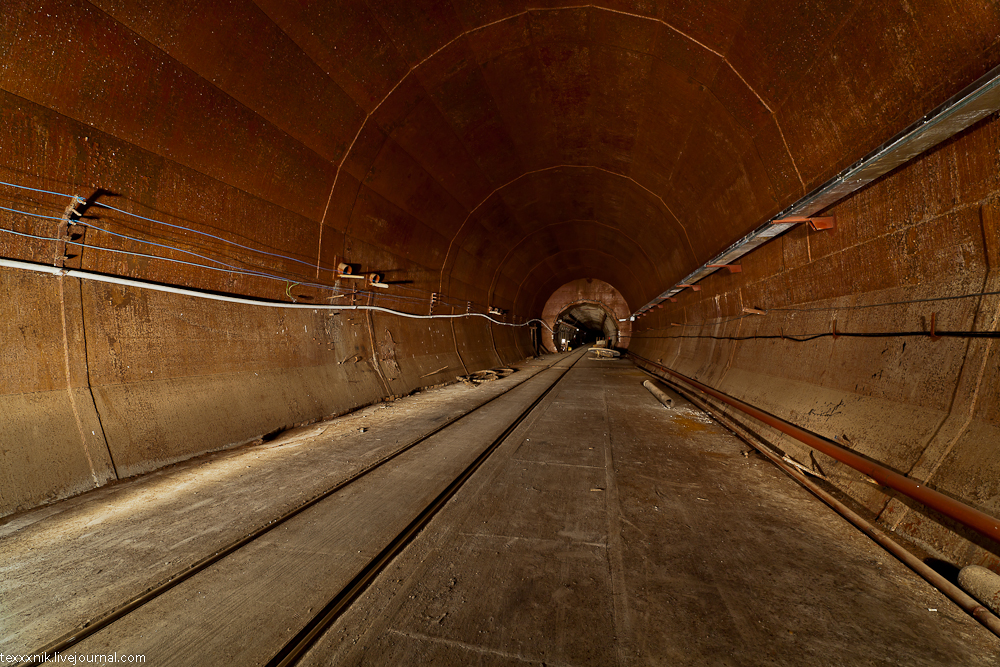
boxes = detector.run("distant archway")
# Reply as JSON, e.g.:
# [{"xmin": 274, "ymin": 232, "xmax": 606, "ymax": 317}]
[
  {"xmin": 554, "ymin": 301, "xmax": 620, "ymax": 351},
  {"xmin": 540, "ymin": 279, "xmax": 632, "ymax": 353}
]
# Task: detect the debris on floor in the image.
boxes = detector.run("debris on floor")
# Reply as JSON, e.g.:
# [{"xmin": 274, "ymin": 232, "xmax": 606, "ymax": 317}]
[
  {"xmin": 457, "ymin": 368, "xmax": 515, "ymax": 387},
  {"xmin": 642, "ymin": 379, "xmax": 673, "ymax": 408},
  {"xmin": 590, "ymin": 348, "xmax": 621, "ymax": 358}
]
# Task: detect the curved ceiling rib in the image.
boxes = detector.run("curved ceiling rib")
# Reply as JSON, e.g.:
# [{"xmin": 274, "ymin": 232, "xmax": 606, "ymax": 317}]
[
  {"xmin": 497, "ymin": 231, "xmax": 656, "ymax": 310},
  {"xmin": 441, "ymin": 165, "xmax": 692, "ymax": 293},
  {"xmin": 524, "ymin": 268, "xmax": 639, "ymax": 317},
  {"xmin": 261, "ymin": 3, "xmax": 804, "ymax": 312},
  {"xmin": 511, "ymin": 248, "xmax": 645, "ymax": 314},
  {"xmin": 9, "ymin": 1, "xmax": 995, "ymax": 324},
  {"xmin": 487, "ymin": 219, "xmax": 660, "ymax": 301}
]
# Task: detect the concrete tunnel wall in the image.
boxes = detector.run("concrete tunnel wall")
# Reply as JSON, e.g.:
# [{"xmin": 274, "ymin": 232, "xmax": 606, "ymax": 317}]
[
  {"xmin": 2, "ymin": 0, "xmax": 1000, "ymax": 574},
  {"xmin": 630, "ymin": 115, "xmax": 1000, "ymax": 571}
]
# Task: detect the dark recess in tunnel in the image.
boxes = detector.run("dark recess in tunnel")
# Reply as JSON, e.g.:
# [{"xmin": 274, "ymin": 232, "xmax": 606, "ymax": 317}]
[{"xmin": 554, "ymin": 301, "xmax": 619, "ymax": 350}]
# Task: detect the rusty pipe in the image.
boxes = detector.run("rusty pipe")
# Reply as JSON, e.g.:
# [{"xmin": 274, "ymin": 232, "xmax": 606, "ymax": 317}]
[
  {"xmin": 649, "ymin": 369, "xmax": 1000, "ymax": 638},
  {"xmin": 629, "ymin": 353, "xmax": 1000, "ymax": 545}
]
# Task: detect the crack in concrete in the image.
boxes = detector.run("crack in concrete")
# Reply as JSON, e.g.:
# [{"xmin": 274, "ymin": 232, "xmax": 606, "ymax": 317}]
[
  {"xmin": 510, "ymin": 459, "xmax": 604, "ymax": 470},
  {"xmin": 76, "ymin": 280, "xmax": 118, "ymax": 480},
  {"xmin": 387, "ymin": 628, "xmax": 581, "ymax": 666},
  {"xmin": 58, "ymin": 275, "xmax": 100, "ymax": 487},
  {"xmin": 602, "ymin": 372, "xmax": 634, "ymax": 667}
]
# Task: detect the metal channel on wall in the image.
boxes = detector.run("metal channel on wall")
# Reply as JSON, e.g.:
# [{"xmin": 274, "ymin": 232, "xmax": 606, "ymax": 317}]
[{"xmin": 633, "ymin": 62, "xmax": 1000, "ymax": 317}]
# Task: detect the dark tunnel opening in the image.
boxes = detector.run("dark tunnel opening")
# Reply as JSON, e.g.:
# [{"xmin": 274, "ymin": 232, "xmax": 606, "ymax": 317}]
[{"xmin": 554, "ymin": 301, "xmax": 620, "ymax": 351}]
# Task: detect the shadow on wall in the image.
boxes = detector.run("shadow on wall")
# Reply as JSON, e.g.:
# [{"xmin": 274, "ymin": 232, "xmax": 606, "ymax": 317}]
[{"xmin": 540, "ymin": 279, "xmax": 632, "ymax": 353}]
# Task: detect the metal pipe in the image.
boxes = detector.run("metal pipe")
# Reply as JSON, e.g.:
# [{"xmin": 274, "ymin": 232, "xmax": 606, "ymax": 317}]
[
  {"xmin": 629, "ymin": 353, "xmax": 1000, "ymax": 544},
  {"xmin": 642, "ymin": 380, "xmax": 673, "ymax": 408},
  {"xmin": 959, "ymin": 566, "xmax": 1000, "ymax": 616},
  {"xmin": 644, "ymin": 365, "xmax": 1000, "ymax": 639}
]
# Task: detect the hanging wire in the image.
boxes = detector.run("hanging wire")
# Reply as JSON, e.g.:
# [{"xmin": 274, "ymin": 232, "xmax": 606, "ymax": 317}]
[
  {"xmin": 11, "ymin": 176, "xmax": 995, "ymax": 324},
  {"xmin": 0, "ymin": 178, "xmax": 335, "ymax": 273},
  {"xmin": 0, "ymin": 203, "xmax": 66, "ymax": 222},
  {"xmin": 0, "ymin": 179, "xmax": 77, "ymax": 199},
  {"xmin": 767, "ymin": 291, "xmax": 1000, "ymax": 311},
  {"xmin": 0, "ymin": 227, "xmax": 63, "ymax": 242},
  {"xmin": 92, "ymin": 201, "xmax": 330, "ymax": 272},
  {"xmin": 1, "ymin": 178, "xmax": 545, "ymax": 323}
]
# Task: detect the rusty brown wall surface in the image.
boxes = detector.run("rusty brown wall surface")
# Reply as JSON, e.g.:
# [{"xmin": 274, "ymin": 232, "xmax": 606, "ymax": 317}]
[
  {"xmin": 5, "ymin": 0, "xmax": 998, "ymax": 314},
  {"xmin": 0, "ymin": 271, "xmax": 115, "ymax": 511},
  {"xmin": 4, "ymin": 0, "xmax": 1000, "ymax": 309},
  {"xmin": 0, "ymin": 262, "xmax": 526, "ymax": 516},
  {"xmin": 491, "ymin": 322, "xmax": 531, "ymax": 365},
  {"xmin": 631, "ymin": 113, "xmax": 1000, "ymax": 569},
  {"xmin": 2, "ymin": 0, "xmax": 1000, "ymax": 534}
]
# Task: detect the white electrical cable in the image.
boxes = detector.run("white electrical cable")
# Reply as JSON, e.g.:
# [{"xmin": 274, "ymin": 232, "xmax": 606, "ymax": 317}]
[{"xmin": 0, "ymin": 257, "xmax": 553, "ymax": 331}]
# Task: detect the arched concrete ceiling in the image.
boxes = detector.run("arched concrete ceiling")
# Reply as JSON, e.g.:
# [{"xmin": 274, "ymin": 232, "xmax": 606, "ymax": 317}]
[
  {"xmin": 4, "ymin": 0, "xmax": 999, "ymax": 316},
  {"xmin": 283, "ymin": 0, "xmax": 999, "ymax": 315},
  {"xmin": 515, "ymin": 249, "xmax": 646, "ymax": 315},
  {"xmin": 488, "ymin": 219, "xmax": 660, "ymax": 304}
]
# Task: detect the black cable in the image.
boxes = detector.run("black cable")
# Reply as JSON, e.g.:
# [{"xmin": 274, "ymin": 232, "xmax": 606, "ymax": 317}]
[
  {"xmin": 767, "ymin": 290, "xmax": 1000, "ymax": 312},
  {"xmin": 631, "ymin": 330, "xmax": 1000, "ymax": 342}
]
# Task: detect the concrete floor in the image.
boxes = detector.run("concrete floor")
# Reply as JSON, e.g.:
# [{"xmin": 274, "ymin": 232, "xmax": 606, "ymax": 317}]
[{"xmin": 1, "ymin": 352, "xmax": 997, "ymax": 665}]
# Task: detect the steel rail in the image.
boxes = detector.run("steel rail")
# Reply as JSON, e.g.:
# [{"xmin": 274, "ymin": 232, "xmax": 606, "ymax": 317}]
[
  {"xmin": 18, "ymin": 352, "xmax": 581, "ymax": 667},
  {"xmin": 266, "ymin": 349, "xmax": 589, "ymax": 666},
  {"xmin": 628, "ymin": 353, "xmax": 1000, "ymax": 544}
]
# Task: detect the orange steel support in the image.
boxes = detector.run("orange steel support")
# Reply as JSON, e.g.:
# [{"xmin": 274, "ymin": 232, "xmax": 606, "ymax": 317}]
[
  {"xmin": 707, "ymin": 263, "xmax": 742, "ymax": 272},
  {"xmin": 773, "ymin": 215, "xmax": 836, "ymax": 230}
]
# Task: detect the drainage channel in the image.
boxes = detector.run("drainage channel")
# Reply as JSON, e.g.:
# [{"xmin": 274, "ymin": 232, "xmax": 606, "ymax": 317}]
[{"xmin": 20, "ymin": 349, "xmax": 587, "ymax": 666}]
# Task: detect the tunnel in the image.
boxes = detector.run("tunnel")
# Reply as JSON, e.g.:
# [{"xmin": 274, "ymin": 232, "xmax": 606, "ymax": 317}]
[
  {"xmin": 3, "ymin": 1, "xmax": 1000, "ymax": 664},
  {"xmin": 554, "ymin": 302, "xmax": 617, "ymax": 350}
]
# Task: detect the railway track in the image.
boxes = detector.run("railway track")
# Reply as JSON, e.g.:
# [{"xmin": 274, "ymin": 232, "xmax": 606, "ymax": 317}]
[{"xmin": 19, "ymin": 349, "xmax": 588, "ymax": 666}]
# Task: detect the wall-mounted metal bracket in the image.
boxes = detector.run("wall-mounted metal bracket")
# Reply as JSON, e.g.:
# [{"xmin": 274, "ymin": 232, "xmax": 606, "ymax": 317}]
[
  {"xmin": 631, "ymin": 61, "xmax": 1000, "ymax": 320},
  {"xmin": 53, "ymin": 196, "xmax": 85, "ymax": 268},
  {"xmin": 336, "ymin": 261, "xmax": 364, "ymax": 280},
  {"xmin": 367, "ymin": 273, "xmax": 388, "ymax": 289},
  {"xmin": 707, "ymin": 263, "xmax": 742, "ymax": 273},
  {"xmin": 930, "ymin": 312, "xmax": 941, "ymax": 341},
  {"xmin": 677, "ymin": 284, "xmax": 702, "ymax": 291},
  {"xmin": 773, "ymin": 215, "xmax": 835, "ymax": 231}
]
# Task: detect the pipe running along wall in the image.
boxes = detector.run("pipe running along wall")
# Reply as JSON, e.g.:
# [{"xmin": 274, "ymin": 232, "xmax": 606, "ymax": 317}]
[{"xmin": 632, "ymin": 355, "xmax": 1000, "ymax": 545}]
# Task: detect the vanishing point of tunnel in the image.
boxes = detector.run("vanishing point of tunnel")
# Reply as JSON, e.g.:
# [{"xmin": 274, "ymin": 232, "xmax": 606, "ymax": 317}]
[{"xmin": 3, "ymin": 1, "xmax": 1000, "ymax": 665}]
